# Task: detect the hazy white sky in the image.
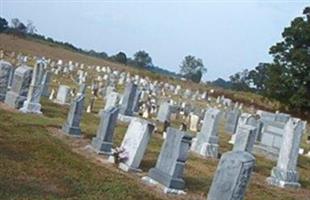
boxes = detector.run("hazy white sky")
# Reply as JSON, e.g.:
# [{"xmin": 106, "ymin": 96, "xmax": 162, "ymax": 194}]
[{"xmin": 0, "ymin": 0, "xmax": 309, "ymax": 80}]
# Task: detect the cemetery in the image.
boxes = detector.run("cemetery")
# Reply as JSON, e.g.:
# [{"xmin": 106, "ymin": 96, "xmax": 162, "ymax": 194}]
[
  {"xmin": 0, "ymin": 3, "xmax": 310, "ymax": 200},
  {"xmin": 0, "ymin": 44, "xmax": 309, "ymax": 200}
]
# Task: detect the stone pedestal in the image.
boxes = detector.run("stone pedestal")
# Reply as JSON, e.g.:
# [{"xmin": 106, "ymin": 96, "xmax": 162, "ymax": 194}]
[{"xmin": 266, "ymin": 118, "xmax": 305, "ymax": 188}]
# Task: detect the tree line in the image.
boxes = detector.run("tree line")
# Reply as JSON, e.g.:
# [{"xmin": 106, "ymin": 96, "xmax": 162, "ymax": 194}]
[
  {"xmin": 0, "ymin": 17, "xmax": 207, "ymax": 83},
  {"xmin": 213, "ymin": 7, "xmax": 310, "ymax": 112}
]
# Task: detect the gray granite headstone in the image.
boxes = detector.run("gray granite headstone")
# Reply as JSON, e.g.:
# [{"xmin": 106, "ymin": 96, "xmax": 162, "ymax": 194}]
[
  {"xmin": 41, "ymin": 71, "xmax": 52, "ymax": 97},
  {"xmin": 233, "ymin": 124, "xmax": 257, "ymax": 153},
  {"xmin": 119, "ymin": 82, "xmax": 137, "ymax": 116},
  {"xmin": 119, "ymin": 117, "xmax": 154, "ymax": 172},
  {"xmin": 20, "ymin": 60, "xmax": 45, "ymax": 114},
  {"xmin": 225, "ymin": 109, "xmax": 241, "ymax": 134},
  {"xmin": 91, "ymin": 107, "xmax": 119, "ymax": 154},
  {"xmin": 157, "ymin": 101, "xmax": 173, "ymax": 123},
  {"xmin": 55, "ymin": 85, "xmax": 70, "ymax": 105},
  {"xmin": 0, "ymin": 60, "xmax": 13, "ymax": 101},
  {"xmin": 62, "ymin": 94, "xmax": 85, "ymax": 137},
  {"xmin": 191, "ymin": 108, "xmax": 221, "ymax": 158},
  {"xmin": 207, "ymin": 151, "xmax": 255, "ymax": 200},
  {"xmin": 4, "ymin": 65, "xmax": 32, "ymax": 108},
  {"xmin": 266, "ymin": 118, "xmax": 305, "ymax": 188},
  {"xmin": 147, "ymin": 127, "xmax": 192, "ymax": 191}
]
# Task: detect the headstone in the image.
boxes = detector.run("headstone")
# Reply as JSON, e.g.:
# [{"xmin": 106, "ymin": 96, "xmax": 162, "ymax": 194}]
[
  {"xmin": 20, "ymin": 60, "xmax": 45, "ymax": 114},
  {"xmin": 41, "ymin": 71, "xmax": 52, "ymax": 97},
  {"xmin": 119, "ymin": 82, "xmax": 137, "ymax": 116},
  {"xmin": 207, "ymin": 151, "xmax": 255, "ymax": 200},
  {"xmin": 0, "ymin": 60, "xmax": 13, "ymax": 101},
  {"xmin": 5, "ymin": 65, "xmax": 32, "ymax": 108},
  {"xmin": 55, "ymin": 85, "xmax": 70, "ymax": 104},
  {"xmin": 132, "ymin": 90, "xmax": 141, "ymax": 113},
  {"xmin": 91, "ymin": 107, "xmax": 119, "ymax": 154},
  {"xmin": 62, "ymin": 94, "xmax": 85, "ymax": 137},
  {"xmin": 266, "ymin": 118, "xmax": 305, "ymax": 188},
  {"xmin": 191, "ymin": 108, "xmax": 221, "ymax": 158},
  {"xmin": 104, "ymin": 91, "xmax": 119, "ymax": 110},
  {"xmin": 157, "ymin": 101, "xmax": 173, "ymax": 123},
  {"xmin": 119, "ymin": 118, "xmax": 154, "ymax": 172},
  {"xmin": 225, "ymin": 109, "xmax": 241, "ymax": 134},
  {"xmin": 233, "ymin": 124, "xmax": 257, "ymax": 153},
  {"xmin": 144, "ymin": 128, "xmax": 192, "ymax": 193},
  {"xmin": 189, "ymin": 114, "xmax": 199, "ymax": 132}
]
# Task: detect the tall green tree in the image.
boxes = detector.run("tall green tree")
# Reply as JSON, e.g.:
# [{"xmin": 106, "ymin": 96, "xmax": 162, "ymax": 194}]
[
  {"xmin": 0, "ymin": 17, "xmax": 8, "ymax": 32},
  {"xmin": 111, "ymin": 52, "xmax": 127, "ymax": 64},
  {"xmin": 265, "ymin": 7, "xmax": 310, "ymax": 109},
  {"xmin": 133, "ymin": 50, "xmax": 152, "ymax": 68},
  {"xmin": 180, "ymin": 55, "xmax": 206, "ymax": 83}
]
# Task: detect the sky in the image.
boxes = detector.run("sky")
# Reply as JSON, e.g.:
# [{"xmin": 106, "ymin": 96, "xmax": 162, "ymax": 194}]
[{"xmin": 0, "ymin": 0, "xmax": 309, "ymax": 81}]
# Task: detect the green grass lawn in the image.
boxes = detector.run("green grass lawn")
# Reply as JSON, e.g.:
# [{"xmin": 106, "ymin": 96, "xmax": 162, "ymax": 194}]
[{"xmin": 0, "ymin": 98, "xmax": 310, "ymax": 200}]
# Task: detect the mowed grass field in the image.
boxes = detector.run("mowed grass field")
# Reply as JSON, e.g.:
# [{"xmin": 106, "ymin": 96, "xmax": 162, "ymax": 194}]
[{"xmin": 0, "ymin": 33, "xmax": 310, "ymax": 199}]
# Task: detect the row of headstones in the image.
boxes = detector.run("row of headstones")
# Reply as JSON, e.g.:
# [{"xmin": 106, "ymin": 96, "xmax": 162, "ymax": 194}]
[
  {"xmin": 61, "ymin": 87, "xmax": 257, "ymax": 198},
  {"xmin": 0, "ymin": 60, "xmax": 51, "ymax": 113},
  {"xmin": 224, "ymin": 108, "xmax": 306, "ymax": 188}
]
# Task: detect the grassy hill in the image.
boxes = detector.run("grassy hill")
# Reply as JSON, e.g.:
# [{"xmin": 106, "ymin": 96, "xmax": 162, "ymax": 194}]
[{"xmin": 0, "ymin": 33, "xmax": 310, "ymax": 199}]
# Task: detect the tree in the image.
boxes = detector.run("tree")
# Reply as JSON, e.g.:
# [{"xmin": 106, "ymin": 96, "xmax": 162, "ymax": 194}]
[
  {"xmin": 11, "ymin": 18, "xmax": 27, "ymax": 36},
  {"xmin": 247, "ymin": 63, "xmax": 268, "ymax": 92},
  {"xmin": 0, "ymin": 17, "xmax": 8, "ymax": 32},
  {"xmin": 26, "ymin": 20, "xmax": 37, "ymax": 34},
  {"xmin": 265, "ymin": 6, "xmax": 310, "ymax": 110},
  {"xmin": 111, "ymin": 51, "xmax": 127, "ymax": 64},
  {"xmin": 133, "ymin": 50, "xmax": 152, "ymax": 68},
  {"xmin": 180, "ymin": 55, "xmax": 206, "ymax": 83},
  {"xmin": 229, "ymin": 69, "xmax": 251, "ymax": 91}
]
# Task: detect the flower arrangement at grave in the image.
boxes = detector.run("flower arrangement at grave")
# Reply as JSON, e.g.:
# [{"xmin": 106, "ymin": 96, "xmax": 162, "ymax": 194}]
[{"xmin": 111, "ymin": 147, "xmax": 128, "ymax": 164}]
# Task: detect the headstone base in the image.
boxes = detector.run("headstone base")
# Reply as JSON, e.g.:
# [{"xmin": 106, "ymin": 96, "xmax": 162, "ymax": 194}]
[
  {"xmin": 4, "ymin": 91, "xmax": 26, "ymax": 109},
  {"xmin": 62, "ymin": 124, "xmax": 81, "ymax": 137},
  {"xmin": 91, "ymin": 137, "xmax": 112, "ymax": 155},
  {"xmin": 199, "ymin": 142, "xmax": 219, "ymax": 159},
  {"xmin": 53, "ymin": 99, "xmax": 69, "ymax": 105},
  {"xmin": 253, "ymin": 144, "xmax": 278, "ymax": 161},
  {"xmin": 118, "ymin": 114, "xmax": 135, "ymax": 123},
  {"xmin": 147, "ymin": 167, "xmax": 185, "ymax": 190},
  {"xmin": 119, "ymin": 162, "xmax": 142, "ymax": 172},
  {"xmin": 142, "ymin": 176, "xmax": 186, "ymax": 195},
  {"xmin": 19, "ymin": 101, "xmax": 42, "ymax": 114},
  {"xmin": 266, "ymin": 167, "xmax": 300, "ymax": 188}
]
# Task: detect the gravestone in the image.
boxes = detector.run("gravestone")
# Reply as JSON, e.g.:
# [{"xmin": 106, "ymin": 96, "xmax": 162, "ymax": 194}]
[
  {"xmin": 189, "ymin": 114, "xmax": 199, "ymax": 132},
  {"xmin": 0, "ymin": 60, "xmax": 13, "ymax": 101},
  {"xmin": 233, "ymin": 124, "xmax": 257, "ymax": 153},
  {"xmin": 91, "ymin": 107, "xmax": 119, "ymax": 154},
  {"xmin": 20, "ymin": 60, "xmax": 45, "ymax": 114},
  {"xmin": 132, "ymin": 90, "xmax": 141, "ymax": 113},
  {"xmin": 5, "ymin": 65, "xmax": 32, "ymax": 108},
  {"xmin": 191, "ymin": 108, "xmax": 221, "ymax": 158},
  {"xmin": 145, "ymin": 128, "xmax": 192, "ymax": 193},
  {"xmin": 229, "ymin": 113, "xmax": 262, "ymax": 144},
  {"xmin": 119, "ymin": 118, "xmax": 154, "ymax": 172},
  {"xmin": 55, "ymin": 85, "xmax": 70, "ymax": 104},
  {"xmin": 157, "ymin": 101, "xmax": 173, "ymax": 123},
  {"xmin": 62, "ymin": 94, "xmax": 85, "ymax": 137},
  {"xmin": 119, "ymin": 82, "xmax": 137, "ymax": 116},
  {"xmin": 41, "ymin": 71, "xmax": 52, "ymax": 97},
  {"xmin": 225, "ymin": 109, "xmax": 241, "ymax": 134},
  {"xmin": 104, "ymin": 91, "xmax": 119, "ymax": 110},
  {"xmin": 207, "ymin": 151, "xmax": 255, "ymax": 200},
  {"xmin": 266, "ymin": 118, "xmax": 305, "ymax": 188}
]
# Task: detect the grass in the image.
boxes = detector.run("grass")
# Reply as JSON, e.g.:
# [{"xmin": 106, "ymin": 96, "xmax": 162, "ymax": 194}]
[{"xmin": 0, "ymin": 98, "xmax": 309, "ymax": 200}]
